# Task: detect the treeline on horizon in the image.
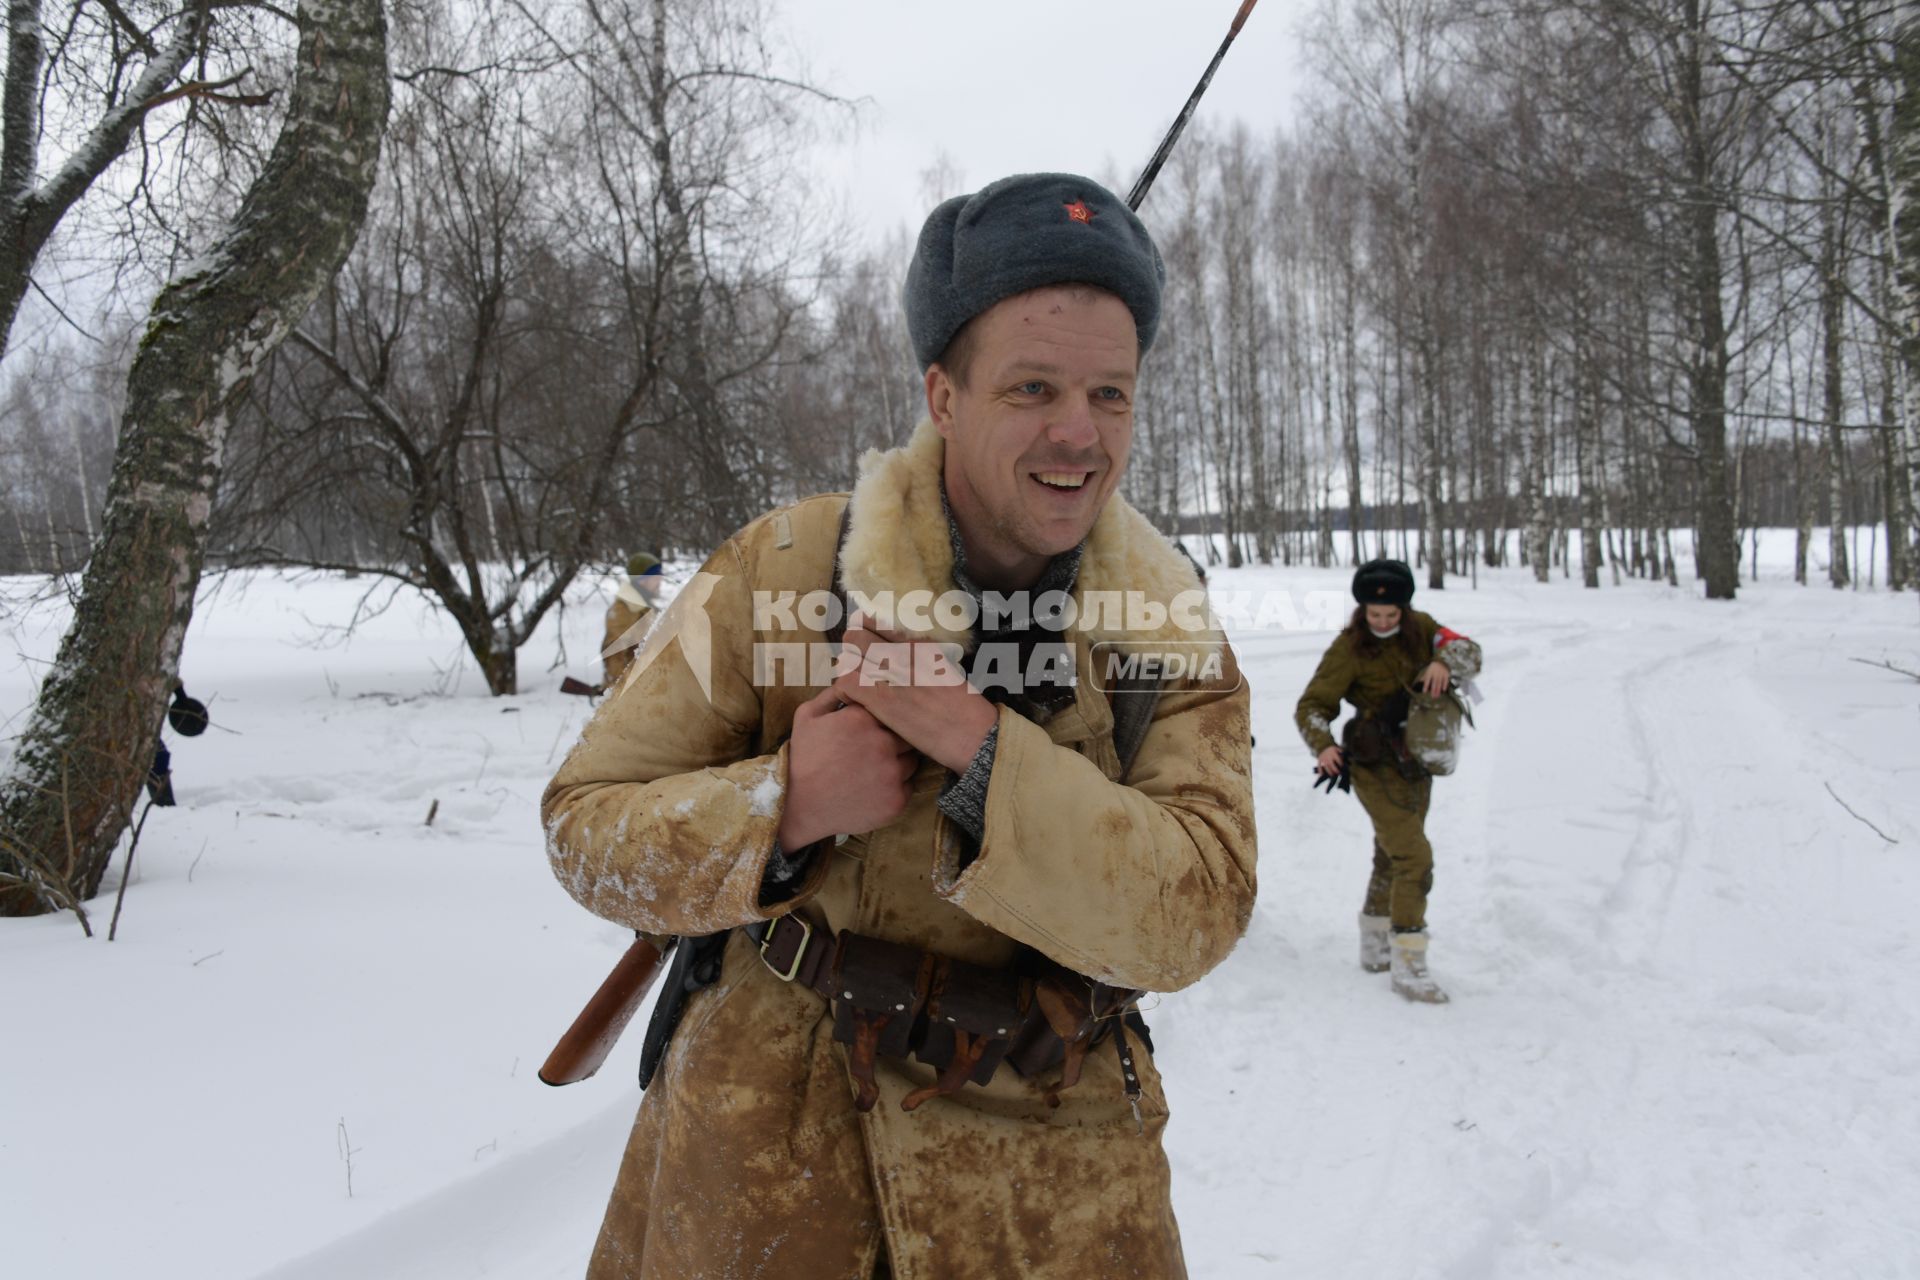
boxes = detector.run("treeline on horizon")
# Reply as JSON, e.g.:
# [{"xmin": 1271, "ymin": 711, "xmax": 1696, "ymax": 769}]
[{"xmin": 0, "ymin": 0, "xmax": 1909, "ymax": 686}]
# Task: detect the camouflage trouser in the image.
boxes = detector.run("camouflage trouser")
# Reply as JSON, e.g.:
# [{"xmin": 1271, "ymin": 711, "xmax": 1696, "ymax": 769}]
[{"xmin": 1352, "ymin": 763, "xmax": 1434, "ymax": 931}]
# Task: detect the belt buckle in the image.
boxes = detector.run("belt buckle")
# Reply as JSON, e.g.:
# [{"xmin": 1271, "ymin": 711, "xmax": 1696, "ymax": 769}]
[{"xmin": 759, "ymin": 915, "xmax": 811, "ymax": 983}]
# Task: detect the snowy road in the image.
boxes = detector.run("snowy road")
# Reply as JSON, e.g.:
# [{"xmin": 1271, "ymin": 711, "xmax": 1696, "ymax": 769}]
[
  {"xmin": 1171, "ymin": 565, "xmax": 1920, "ymax": 1278},
  {"xmin": 4, "ymin": 553, "xmax": 1918, "ymax": 1278}
]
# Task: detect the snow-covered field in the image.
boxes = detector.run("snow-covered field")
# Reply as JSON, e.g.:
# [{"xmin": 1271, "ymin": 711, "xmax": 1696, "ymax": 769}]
[{"xmin": 4, "ymin": 537, "xmax": 1918, "ymax": 1280}]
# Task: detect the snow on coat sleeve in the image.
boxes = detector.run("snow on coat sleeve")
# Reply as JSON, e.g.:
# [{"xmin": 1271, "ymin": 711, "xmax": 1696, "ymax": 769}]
[
  {"xmin": 1431, "ymin": 623, "xmax": 1482, "ymax": 681},
  {"xmin": 541, "ymin": 540, "xmax": 825, "ymax": 935},
  {"xmin": 1294, "ymin": 638, "xmax": 1352, "ymax": 754},
  {"xmin": 930, "ymin": 649, "xmax": 1257, "ymax": 993}
]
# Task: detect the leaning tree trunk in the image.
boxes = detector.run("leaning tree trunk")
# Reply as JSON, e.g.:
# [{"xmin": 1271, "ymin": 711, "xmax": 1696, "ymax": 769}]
[{"xmin": 0, "ymin": 0, "xmax": 388, "ymax": 917}]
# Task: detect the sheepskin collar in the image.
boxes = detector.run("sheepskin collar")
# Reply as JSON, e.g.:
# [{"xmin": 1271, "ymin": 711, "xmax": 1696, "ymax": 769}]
[{"xmin": 839, "ymin": 419, "xmax": 1219, "ymax": 656}]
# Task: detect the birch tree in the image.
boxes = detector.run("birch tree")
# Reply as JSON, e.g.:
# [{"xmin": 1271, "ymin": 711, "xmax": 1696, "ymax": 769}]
[
  {"xmin": 1893, "ymin": 0, "xmax": 1920, "ymax": 578},
  {"xmin": 0, "ymin": 0, "xmax": 387, "ymax": 918},
  {"xmin": 0, "ymin": 1, "xmax": 281, "ymax": 358},
  {"xmin": 207, "ymin": 0, "xmax": 841, "ymax": 695}
]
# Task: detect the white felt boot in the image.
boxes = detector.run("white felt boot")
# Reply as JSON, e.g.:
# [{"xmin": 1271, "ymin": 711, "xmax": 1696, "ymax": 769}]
[
  {"xmin": 1359, "ymin": 914, "xmax": 1392, "ymax": 973},
  {"xmin": 1390, "ymin": 930, "xmax": 1449, "ymax": 1004}
]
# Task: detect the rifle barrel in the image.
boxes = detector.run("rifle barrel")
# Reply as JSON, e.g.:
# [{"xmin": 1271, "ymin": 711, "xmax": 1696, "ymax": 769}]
[{"xmin": 1127, "ymin": 0, "xmax": 1261, "ymax": 211}]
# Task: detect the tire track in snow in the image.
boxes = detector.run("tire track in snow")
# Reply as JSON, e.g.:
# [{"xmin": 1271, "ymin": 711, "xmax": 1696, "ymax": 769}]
[{"xmin": 1599, "ymin": 633, "xmax": 1721, "ymax": 969}]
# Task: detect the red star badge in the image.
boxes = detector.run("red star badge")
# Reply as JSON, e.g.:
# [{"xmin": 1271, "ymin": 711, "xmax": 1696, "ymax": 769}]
[{"xmin": 1063, "ymin": 199, "xmax": 1095, "ymax": 224}]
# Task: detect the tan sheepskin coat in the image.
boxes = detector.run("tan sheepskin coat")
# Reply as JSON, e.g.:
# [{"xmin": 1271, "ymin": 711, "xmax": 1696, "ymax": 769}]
[{"xmin": 542, "ymin": 420, "xmax": 1258, "ymax": 1279}]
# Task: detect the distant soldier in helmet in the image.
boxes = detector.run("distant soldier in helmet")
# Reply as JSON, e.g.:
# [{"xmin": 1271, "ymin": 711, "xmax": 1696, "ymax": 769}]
[
  {"xmin": 603, "ymin": 552, "xmax": 665, "ymax": 688},
  {"xmin": 1295, "ymin": 559, "xmax": 1482, "ymax": 1003}
]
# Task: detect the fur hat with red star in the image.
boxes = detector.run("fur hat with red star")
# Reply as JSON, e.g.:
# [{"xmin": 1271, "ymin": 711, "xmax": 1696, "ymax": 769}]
[
  {"xmin": 1352, "ymin": 559, "xmax": 1416, "ymax": 607},
  {"xmin": 904, "ymin": 172, "xmax": 1165, "ymax": 371}
]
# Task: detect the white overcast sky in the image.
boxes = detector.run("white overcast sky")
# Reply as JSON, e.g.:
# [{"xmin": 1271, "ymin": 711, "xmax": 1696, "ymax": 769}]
[
  {"xmin": 782, "ymin": 0, "xmax": 1320, "ymax": 247},
  {"xmin": 10, "ymin": 0, "xmax": 1322, "ymax": 362}
]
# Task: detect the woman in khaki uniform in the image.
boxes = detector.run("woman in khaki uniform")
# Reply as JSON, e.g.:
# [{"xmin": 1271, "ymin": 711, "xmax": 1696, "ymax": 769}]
[{"xmin": 1295, "ymin": 559, "xmax": 1480, "ymax": 1003}]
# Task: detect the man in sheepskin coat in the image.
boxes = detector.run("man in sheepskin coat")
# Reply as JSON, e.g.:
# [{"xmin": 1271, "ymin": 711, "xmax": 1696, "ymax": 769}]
[{"xmin": 542, "ymin": 173, "xmax": 1257, "ymax": 1279}]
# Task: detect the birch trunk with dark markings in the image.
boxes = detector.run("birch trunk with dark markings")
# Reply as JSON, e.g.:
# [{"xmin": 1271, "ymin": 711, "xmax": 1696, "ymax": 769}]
[
  {"xmin": 0, "ymin": 0, "xmax": 388, "ymax": 917},
  {"xmin": 1892, "ymin": 1, "xmax": 1920, "ymax": 587},
  {"xmin": 1822, "ymin": 215, "xmax": 1852, "ymax": 589}
]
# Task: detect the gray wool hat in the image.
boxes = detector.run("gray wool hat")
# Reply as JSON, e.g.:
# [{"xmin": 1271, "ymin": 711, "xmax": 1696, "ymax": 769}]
[{"xmin": 904, "ymin": 172, "xmax": 1166, "ymax": 371}]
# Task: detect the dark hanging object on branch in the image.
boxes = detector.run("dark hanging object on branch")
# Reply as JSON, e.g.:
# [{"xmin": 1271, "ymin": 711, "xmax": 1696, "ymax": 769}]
[
  {"xmin": 1126, "ymin": 0, "xmax": 1261, "ymax": 211},
  {"xmin": 168, "ymin": 685, "xmax": 209, "ymax": 737}
]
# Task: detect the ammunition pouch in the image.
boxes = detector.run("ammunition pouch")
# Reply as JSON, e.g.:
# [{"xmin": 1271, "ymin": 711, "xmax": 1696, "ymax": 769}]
[
  {"xmin": 1340, "ymin": 714, "xmax": 1395, "ymax": 766},
  {"xmin": 1342, "ymin": 692, "xmax": 1427, "ymax": 782},
  {"xmin": 747, "ymin": 914, "xmax": 1147, "ymax": 1113}
]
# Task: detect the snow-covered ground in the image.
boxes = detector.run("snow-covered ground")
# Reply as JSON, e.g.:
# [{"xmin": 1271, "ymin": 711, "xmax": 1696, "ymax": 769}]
[{"xmin": 3, "ymin": 537, "xmax": 1917, "ymax": 1280}]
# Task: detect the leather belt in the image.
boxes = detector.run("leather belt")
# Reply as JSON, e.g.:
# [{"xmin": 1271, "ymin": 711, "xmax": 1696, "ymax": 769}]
[
  {"xmin": 741, "ymin": 912, "xmax": 1147, "ymax": 1120},
  {"xmin": 746, "ymin": 913, "xmax": 837, "ymax": 998}
]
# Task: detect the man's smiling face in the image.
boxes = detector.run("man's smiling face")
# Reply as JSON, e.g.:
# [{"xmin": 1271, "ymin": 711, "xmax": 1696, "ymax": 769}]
[{"xmin": 927, "ymin": 285, "xmax": 1138, "ymax": 589}]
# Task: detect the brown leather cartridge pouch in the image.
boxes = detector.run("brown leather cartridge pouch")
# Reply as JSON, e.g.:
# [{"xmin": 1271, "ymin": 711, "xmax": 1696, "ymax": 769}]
[
  {"xmin": 747, "ymin": 916, "xmax": 1146, "ymax": 1111},
  {"xmin": 902, "ymin": 957, "xmax": 1029, "ymax": 1110},
  {"xmin": 828, "ymin": 933, "xmax": 933, "ymax": 1112}
]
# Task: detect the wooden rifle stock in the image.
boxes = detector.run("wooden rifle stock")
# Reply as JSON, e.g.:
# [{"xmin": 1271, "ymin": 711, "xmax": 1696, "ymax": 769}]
[
  {"xmin": 560, "ymin": 676, "xmax": 602, "ymax": 698},
  {"xmin": 538, "ymin": 935, "xmax": 672, "ymax": 1086}
]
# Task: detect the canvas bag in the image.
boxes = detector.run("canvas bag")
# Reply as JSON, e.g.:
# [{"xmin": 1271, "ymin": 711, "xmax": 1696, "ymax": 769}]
[{"xmin": 1404, "ymin": 687, "xmax": 1473, "ymax": 776}]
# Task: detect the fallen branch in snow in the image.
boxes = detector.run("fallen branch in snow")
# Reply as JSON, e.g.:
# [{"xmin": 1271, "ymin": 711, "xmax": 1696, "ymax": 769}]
[
  {"xmin": 1849, "ymin": 656, "xmax": 1920, "ymax": 682},
  {"xmin": 337, "ymin": 1119, "xmax": 362, "ymax": 1198},
  {"xmin": 1824, "ymin": 782, "xmax": 1898, "ymax": 845}
]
